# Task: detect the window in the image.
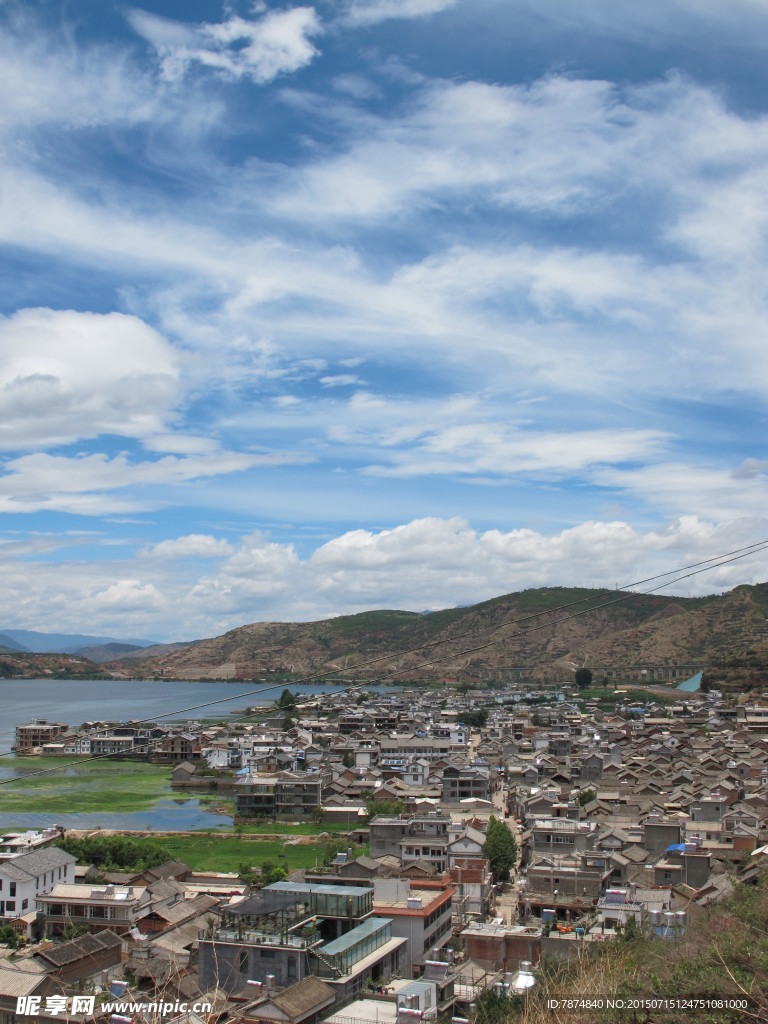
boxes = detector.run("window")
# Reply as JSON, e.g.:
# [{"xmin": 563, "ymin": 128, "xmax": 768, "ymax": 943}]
[
  {"xmin": 21, "ymin": 899, "xmax": 28, "ymax": 911},
  {"xmin": 9, "ymin": 883, "xmax": 15, "ymax": 897},
  {"xmin": 288, "ymin": 957, "xmax": 297, "ymax": 979},
  {"xmin": 239, "ymin": 951, "xmax": 249, "ymax": 973},
  {"xmin": 6, "ymin": 901, "xmax": 15, "ymax": 912}
]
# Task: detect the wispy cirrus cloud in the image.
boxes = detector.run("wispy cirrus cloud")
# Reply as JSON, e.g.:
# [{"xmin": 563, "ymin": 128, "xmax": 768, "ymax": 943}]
[
  {"xmin": 0, "ymin": 3, "xmax": 766, "ymax": 639},
  {"xmin": 0, "ymin": 450, "xmax": 310, "ymax": 516},
  {"xmin": 340, "ymin": 0, "xmax": 458, "ymax": 28},
  {"xmin": 126, "ymin": 6, "xmax": 322, "ymax": 84}
]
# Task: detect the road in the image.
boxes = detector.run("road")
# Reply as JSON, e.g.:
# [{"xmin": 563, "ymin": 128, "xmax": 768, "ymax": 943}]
[{"xmin": 490, "ymin": 780, "xmax": 521, "ymax": 925}]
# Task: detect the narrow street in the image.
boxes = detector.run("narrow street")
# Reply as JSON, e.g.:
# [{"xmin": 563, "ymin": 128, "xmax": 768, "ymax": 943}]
[{"xmin": 490, "ymin": 778, "xmax": 521, "ymax": 925}]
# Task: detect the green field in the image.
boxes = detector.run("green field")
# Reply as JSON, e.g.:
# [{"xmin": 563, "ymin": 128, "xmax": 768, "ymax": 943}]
[
  {"xmin": 151, "ymin": 833, "xmax": 357, "ymax": 872},
  {"xmin": 0, "ymin": 758, "xmax": 171, "ymax": 813}
]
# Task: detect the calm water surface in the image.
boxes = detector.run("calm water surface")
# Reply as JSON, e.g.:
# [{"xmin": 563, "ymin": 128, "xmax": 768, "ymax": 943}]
[{"xmin": 0, "ymin": 678, "xmax": 353, "ymax": 831}]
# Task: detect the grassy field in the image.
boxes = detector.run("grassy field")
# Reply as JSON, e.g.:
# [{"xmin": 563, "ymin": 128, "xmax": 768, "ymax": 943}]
[
  {"xmin": 151, "ymin": 833, "xmax": 355, "ymax": 872},
  {"xmin": 0, "ymin": 757, "xmax": 171, "ymax": 813}
]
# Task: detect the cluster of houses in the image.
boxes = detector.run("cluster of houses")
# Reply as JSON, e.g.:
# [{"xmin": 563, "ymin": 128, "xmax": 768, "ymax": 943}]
[{"xmin": 1, "ymin": 683, "xmax": 767, "ymax": 1023}]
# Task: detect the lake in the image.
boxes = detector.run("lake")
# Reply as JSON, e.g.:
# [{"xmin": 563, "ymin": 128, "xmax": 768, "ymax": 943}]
[{"xmin": 0, "ymin": 678, "xmax": 353, "ymax": 831}]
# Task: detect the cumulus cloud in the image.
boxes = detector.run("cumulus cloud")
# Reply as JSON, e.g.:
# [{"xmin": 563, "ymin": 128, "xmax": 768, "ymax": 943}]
[
  {"xmin": 92, "ymin": 579, "xmax": 164, "ymax": 611},
  {"xmin": 0, "ymin": 516, "xmax": 765, "ymax": 640},
  {"xmin": 0, "ymin": 309, "xmax": 179, "ymax": 450},
  {"xmin": 127, "ymin": 6, "xmax": 321, "ymax": 84}
]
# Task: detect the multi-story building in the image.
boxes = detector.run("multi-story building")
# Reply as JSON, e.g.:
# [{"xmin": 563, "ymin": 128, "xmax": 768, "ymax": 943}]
[
  {"xmin": 370, "ymin": 813, "xmax": 452, "ymax": 873},
  {"xmin": 372, "ymin": 877, "xmax": 455, "ymax": 974},
  {"xmin": 13, "ymin": 720, "xmax": 68, "ymax": 753},
  {"xmin": 199, "ymin": 881, "xmax": 407, "ymax": 1001},
  {"xmin": 440, "ymin": 765, "xmax": 491, "ymax": 805},
  {"xmin": 0, "ymin": 847, "xmax": 76, "ymax": 921},
  {"xmin": 529, "ymin": 818, "xmax": 597, "ymax": 856},
  {"xmin": 379, "ymin": 736, "xmax": 454, "ymax": 767},
  {"xmin": 525, "ymin": 851, "xmax": 612, "ymax": 900},
  {"xmin": 88, "ymin": 734, "xmax": 137, "ymax": 756},
  {"xmin": 0, "ymin": 828, "xmax": 63, "ymax": 859},
  {"xmin": 235, "ymin": 771, "xmax": 326, "ymax": 819},
  {"xmin": 37, "ymin": 883, "xmax": 152, "ymax": 936}
]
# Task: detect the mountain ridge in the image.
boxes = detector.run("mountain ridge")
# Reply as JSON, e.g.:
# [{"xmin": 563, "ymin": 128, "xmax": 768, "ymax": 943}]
[{"xmin": 104, "ymin": 582, "xmax": 768, "ymax": 690}]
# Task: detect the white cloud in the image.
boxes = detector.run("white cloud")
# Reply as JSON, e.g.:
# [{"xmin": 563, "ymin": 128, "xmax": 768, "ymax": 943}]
[
  {"xmin": 362, "ymin": 424, "xmax": 668, "ymax": 478},
  {"xmin": 0, "ymin": 21, "xmax": 161, "ymax": 132},
  {"xmin": 0, "ymin": 450, "xmax": 303, "ymax": 515},
  {"xmin": 0, "ymin": 309, "xmax": 179, "ymax": 450},
  {"xmin": 501, "ymin": 0, "xmax": 768, "ymax": 50},
  {"xmin": 92, "ymin": 579, "xmax": 164, "ymax": 612},
  {"xmin": 0, "ymin": 515, "xmax": 765, "ymax": 640},
  {"xmin": 140, "ymin": 535, "xmax": 235, "ymax": 560},
  {"xmin": 2, "ymin": 67, "xmax": 767, "ymax": 411},
  {"xmin": 319, "ymin": 374, "xmax": 362, "ymax": 387},
  {"xmin": 593, "ymin": 462, "xmax": 768, "ymax": 523},
  {"xmin": 342, "ymin": 0, "xmax": 458, "ymax": 27},
  {"xmin": 127, "ymin": 6, "xmax": 321, "ymax": 84}
]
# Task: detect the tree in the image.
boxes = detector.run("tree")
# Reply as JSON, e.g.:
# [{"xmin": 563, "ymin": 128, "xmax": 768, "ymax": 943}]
[
  {"xmin": 461, "ymin": 709, "xmax": 488, "ymax": 728},
  {"xmin": 363, "ymin": 796, "xmax": 404, "ymax": 821},
  {"xmin": 0, "ymin": 925, "xmax": 23, "ymax": 949},
  {"xmin": 575, "ymin": 667, "xmax": 593, "ymax": 689},
  {"xmin": 482, "ymin": 815, "xmax": 517, "ymax": 881}
]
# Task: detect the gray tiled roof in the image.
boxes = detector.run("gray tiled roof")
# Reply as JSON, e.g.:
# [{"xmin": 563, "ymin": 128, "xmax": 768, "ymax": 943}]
[{"xmin": 0, "ymin": 846, "xmax": 74, "ymax": 881}]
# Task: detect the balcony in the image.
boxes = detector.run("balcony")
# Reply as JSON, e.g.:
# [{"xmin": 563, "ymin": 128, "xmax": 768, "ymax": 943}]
[{"xmin": 211, "ymin": 927, "xmax": 321, "ymax": 949}]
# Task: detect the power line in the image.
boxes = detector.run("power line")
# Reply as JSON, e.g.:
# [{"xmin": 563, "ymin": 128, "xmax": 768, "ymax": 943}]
[{"xmin": 1, "ymin": 538, "xmax": 767, "ymax": 786}]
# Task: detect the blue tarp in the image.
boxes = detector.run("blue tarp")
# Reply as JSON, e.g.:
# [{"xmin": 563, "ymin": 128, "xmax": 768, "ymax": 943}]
[
  {"xmin": 676, "ymin": 671, "xmax": 702, "ymax": 692},
  {"xmin": 666, "ymin": 843, "xmax": 686, "ymax": 852}
]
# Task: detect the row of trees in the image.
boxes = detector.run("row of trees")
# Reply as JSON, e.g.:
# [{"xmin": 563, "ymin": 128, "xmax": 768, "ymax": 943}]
[{"xmin": 55, "ymin": 834, "xmax": 167, "ymax": 872}]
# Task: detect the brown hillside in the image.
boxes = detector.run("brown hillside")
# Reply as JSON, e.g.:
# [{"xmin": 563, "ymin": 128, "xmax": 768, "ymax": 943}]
[{"xmin": 108, "ymin": 582, "xmax": 768, "ymax": 688}]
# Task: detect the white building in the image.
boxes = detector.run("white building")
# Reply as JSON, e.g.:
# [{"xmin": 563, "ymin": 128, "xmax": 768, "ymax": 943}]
[{"xmin": 0, "ymin": 847, "xmax": 76, "ymax": 920}]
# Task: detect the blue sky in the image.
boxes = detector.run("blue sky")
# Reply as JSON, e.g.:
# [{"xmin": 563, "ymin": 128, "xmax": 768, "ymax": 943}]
[{"xmin": 2, "ymin": 0, "xmax": 768, "ymax": 641}]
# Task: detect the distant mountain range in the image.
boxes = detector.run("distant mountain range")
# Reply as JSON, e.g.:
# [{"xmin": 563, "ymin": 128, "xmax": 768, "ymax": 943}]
[
  {"xmin": 0, "ymin": 630, "xmax": 158, "ymax": 662},
  {"xmin": 3, "ymin": 584, "xmax": 767, "ymax": 689},
  {"xmin": 103, "ymin": 582, "xmax": 768, "ymax": 691}
]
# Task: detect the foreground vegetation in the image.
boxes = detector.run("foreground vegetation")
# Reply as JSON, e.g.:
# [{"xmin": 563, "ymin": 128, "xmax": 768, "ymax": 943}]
[
  {"xmin": 55, "ymin": 832, "xmax": 357, "ymax": 877},
  {"xmin": 488, "ymin": 871, "xmax": 768, "ymax": 1024},
  {"xmin": 152, "ymin": 833, "xmax": 353, "ymax": 873}
]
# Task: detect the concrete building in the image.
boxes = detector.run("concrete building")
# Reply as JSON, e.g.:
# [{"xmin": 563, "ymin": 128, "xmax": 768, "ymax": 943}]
[
  {"xmin": 199, "ymin": 881, "xmax": 407, "ymax": 1001},
  {"xmin": 236, "ymin": 771, "xmax": 325, "ymax": 819},
  {"xmin": 460, "ymin": 920, "xmax": 542, "ymax": 973},
  {"xmin": 37, "ymin": 883, "xmax": 152, "ymax": 936},
  {"xmin": 13, "ymin": 720, "xmax": 68, "ymax": 753},
  {"xmin": 372, "ymin": 878, "xmax": 455, "ymax": 974},
  {"xmin": 0, "ymin": 847, "xmax": 76, "ymax": 921}
]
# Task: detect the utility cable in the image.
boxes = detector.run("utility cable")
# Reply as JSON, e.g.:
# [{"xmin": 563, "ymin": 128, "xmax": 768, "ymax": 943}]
[{"xmin": 1, "ymin": 537, "xmax": 767, "ymax": 785}]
